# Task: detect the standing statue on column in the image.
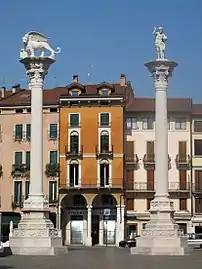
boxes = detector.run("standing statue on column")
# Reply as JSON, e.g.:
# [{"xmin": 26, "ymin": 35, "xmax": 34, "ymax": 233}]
[{"xmin": 153, "ymin": 26, "xmax": 167, "ymax": 60}]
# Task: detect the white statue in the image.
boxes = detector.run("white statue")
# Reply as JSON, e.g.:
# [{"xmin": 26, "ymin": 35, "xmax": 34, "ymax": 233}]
[
  {"xmin": 9, "ymin": 220, "xmax": 13, "ymax": 236},
  {"xmin": 22, "ymin": 31, "xmax": 61, "ymax": 59},
  {"xmin": 153, "ymin": 26, "xmax": 167, "ymax": 60}
]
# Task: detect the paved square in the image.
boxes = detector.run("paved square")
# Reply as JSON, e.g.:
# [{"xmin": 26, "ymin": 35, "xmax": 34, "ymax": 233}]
[{"xmin": 0, "ymin": 247, "xmax": 202, "ymax": 269}]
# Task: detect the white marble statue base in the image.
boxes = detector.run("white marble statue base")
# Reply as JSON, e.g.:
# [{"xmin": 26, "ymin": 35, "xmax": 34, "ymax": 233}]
[
  {"xmin": 9, "ymin": 205, "xmax": 67, "ymax": 255},
  {"xmin": 131, "ymin": 199, "xmax": 191, "ymax": 256},
  {"xmin": 85, "ymin": 237, "xmax": 92, "ymax": 246}
]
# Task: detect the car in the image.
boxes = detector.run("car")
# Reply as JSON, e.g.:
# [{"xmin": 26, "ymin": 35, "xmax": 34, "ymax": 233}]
[{"xmin": 119, "ymin": 238, "xmax": 137, "ymax": 248}]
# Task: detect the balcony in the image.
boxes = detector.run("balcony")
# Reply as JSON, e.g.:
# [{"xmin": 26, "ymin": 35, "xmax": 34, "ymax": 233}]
[
  {"xmin": 143, "ymin": 154, "xmax": 155, "ymax": 169},
  {"xmin": 11, "ymin": 164, "xmax": 30, "ymax": 177},
  {"xmin": 11, "ymin": 195, "xmax": 24, "ymax": 209},
  {"xmin": 45, "ymin": 195, "xmax": 58, "ymax": 205},
  {"xmin": 168, "ymin": 181, "xmax": 190, "ymax": 193},
  {"xmin": 143, "ymin": 154, "xmax": 171, "ymax": 169},
  {"xmin": 96, "ymin": 145, "xmax": 113, "ymax": 159},
  {"xmin": 99, "ymin": 121, "xmax": 111, "ymax": 128},
  {"xmin": 65, "ymin": 145, "xmax": 83, "ymax": 159},
  {"xmin": 126, "ymin": 181, "xmax": 190, "ymax": 193},
  {"xmin": 126, "ymin": 181, "xmax": 155, "ymax": 192},
  {"xmin": 125, "ymin": 154, "xmax": 139, "ymax": 169},
  {"xmin": 175, "ymin": 154, "xmax": 191, "ymax": 169},
  {"xmin": 59, "ymin": 178, "xmax": 123, "ymax": 191},
  {"xmin": 45, "ymin": 163, "xmax": 60, "ymax": 177}
]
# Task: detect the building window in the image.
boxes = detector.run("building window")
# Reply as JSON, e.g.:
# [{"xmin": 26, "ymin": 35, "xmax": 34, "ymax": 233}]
[
  {"xmin": 126, "ymin": 199, "xmax": 134, "ymax": 211},
  {"xmin": 100, "ymin": 131, "xmax": 109, "ymax": 152},
  {"xmin": 70, "ymin": 131, "xmax": 79, "ymax": 153},
  {"xmin": 194, "ymin": 121, "xmax": 202, "ymax": 133},
  {"xmin": 179, "ymin": 198, "xmax": 187, "ymax": 210},
  {"xmin": 49, "ymin": 181, "xmax": 57, "ymax": 203},
  {"xmin": 194, "ymin": 140, "xmax": 202, "ymax": 156},
  {"xmin": 26, "ymin": 124, "xmax": 31, "ymax": 140},
  {"xmin": 25, "ymin": 181, "xmax": 30, "ymax": 199},
  {"xmin": 14, "ymin": 124, "xmax": 23, "ymax": 140},
  {"xmin": 49, "ymin": 124, "xmax": 57, "ymax": 139},
  {"xmin": 175, "ymin": 118, "xmax": 186, "ymax": 130},
  {"xmin": 14, "ymin": 152, "xmax": 22, "ymax": 169},
  {"xmin": 50, "ymin": 151, "xmax": 58, "ymax": 165},
  {"xmin": 26, "ymin": 151, "xmax": 30, "ymax": 171},
  {"xmin": 100, "ymin": 113, "xmax": 110, "ymax": 127},
  {"xmin": 71, "ymin": 90, "xmax": 79, "ymax": 97},
  {"xmin": 69, "ymin": 163, "xmax": 79, "ymax": 187},
  {"xmin": 14, "ymin": 181, "xmax": 22, "ymax": 204},
  {"xmin": 195, "ymin": 198, "xmax": 202, "ymax": 214},
  {"xmin": 69, "ymin": 114, "xmax": 80, "ymax": 127},
  {"xmin": 100, "ymin": 162, "xmax": 109, "ymax": 187},
  {"xmin": 127, "ymin": 118, "xmax": 138, "ymax": 130},
  {"xmin": 142, "ymin": 117, "xmax": 153, "ymax": 130},
  {"xmin": 101, "ymin": 89, "xmax": 109, "ymax": 96}
]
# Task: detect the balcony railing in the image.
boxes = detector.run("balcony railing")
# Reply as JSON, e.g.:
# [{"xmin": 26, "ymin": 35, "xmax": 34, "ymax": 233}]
[
  {"xmin": 192, "ymin": 184, "xmax": 202, "ymax": 193},
  {"xmin": 11, "ymin": 195, "xmax": 25, "ymax": 209},
  {"xmin": 11, "ymin": 164, "xmax": 30, "ymax": 177},
  {"xmin": 96, "ymin": 145, "xmax": 113, "ymax": 159},
  {"xmin": 98, "ymin": 121, "xmax": 111, "ymax": 128},
  {"xmin": 125, "ymin": 154, "xmax": 139, "ymax": 169},
  {"xmin": 175, "ymin": 154, "xmax": 191, "ymax": 169},
  {"xmin": 126, "ymin": 181, "xmax": 190, "ymax": 192},
  {"xmin": 143, "ymin": 154, "xmax": 171, "ymax": 169},
  {"xmin": 65, "ymin": 145, "xmax": 83, "ymax": 159},
  {"xmin": 59, "ymin": 178, "xmax": 123, "ymax": 190},
  {"xmin": 45, "ymin": 195, "xmax": 58, "ymax": 205}
]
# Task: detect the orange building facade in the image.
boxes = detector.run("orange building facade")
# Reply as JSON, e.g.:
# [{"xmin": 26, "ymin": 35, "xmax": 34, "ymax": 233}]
[{"xmin": 59, "ymin": 74, "xmax": 132, "ymax": 246}]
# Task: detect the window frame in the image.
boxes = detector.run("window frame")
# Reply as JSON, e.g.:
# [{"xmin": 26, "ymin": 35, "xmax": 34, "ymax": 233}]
[
  {"xmin": 14, "ymin": 151, "xmax": 22, "ymax": 169},
  {"xmin": 142, "ymin": 117, "xmax": 154, "ymax": 130},
  {"xmin": 194, "ymin": 139, "xmax": 202, "ymax": 156},
  {"xmin": 126, "ymin": 117, "xmax": 138, "ymax": 130},
  {"xmin": 175, "ymin": 118, "xmax": 186, "ymax": 130},
  {"xmin": 14, "ymin": 181, "xmax": 22, "ymax": 204},
  {"xmin": 26, "ymin": 124, "xmax": 31, "ymax": 141},
  {"xmin": 49, "ymin": 123, "xmax": 58, "ymax": 139},
  {"xmin": 99, "ymin": 112, "xmax": 110, "ymax": 127},
  {"xmin": 49, "ymin": 150, "xmax": 58, "ymax": 165},
  {"xmin": 69, "ymin": 113, "xmax": 80, "ymax": 127},
  {"xmin": 100, "ymin": 162, "xmax": 110, "ymax": 187},
  {"xmin": 194, "ymin": 120, "xmax": 202, "ymax": 133},
  {"xmin": 69, "ymin": 163, "xmax": 79, "ymax": 187},
  {"xmin": 15, "ymin": 124, "xmax": 23, "ymax": 140},
  {"xmin": 49, "ymin": 180, "xmax": 57, "ymax": 203}
]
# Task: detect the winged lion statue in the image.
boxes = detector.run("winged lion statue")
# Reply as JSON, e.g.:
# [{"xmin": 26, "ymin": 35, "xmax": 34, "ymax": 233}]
[{"xmin": 21, "ymin": 31, "xmax": 61, "ymax": 58}]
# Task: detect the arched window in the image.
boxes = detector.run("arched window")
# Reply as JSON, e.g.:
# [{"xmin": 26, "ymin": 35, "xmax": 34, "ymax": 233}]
[
  {"xmin": 70, "ymin": 131, "xmax": 79, "ymax": 153},
  {"xmin": 100, "ymin": 160, "xmax": 109, "ymax": 187},
  {"xmin": 69, "ymin": 160, "xmax": 79, "ymax": 187},
  {"xmin": 100, "ymin": 131, "xmax": 109, "ymax": 153}
]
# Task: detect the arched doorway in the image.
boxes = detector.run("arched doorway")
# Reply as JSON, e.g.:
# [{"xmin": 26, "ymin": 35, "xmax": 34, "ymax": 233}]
[
  {"xmin": 92, "ymin": 194, "xmax": 117, "ymax": 246},
  {"xmin": 61, "ymin": 194, "xmax": 87, "ymax": 245}
]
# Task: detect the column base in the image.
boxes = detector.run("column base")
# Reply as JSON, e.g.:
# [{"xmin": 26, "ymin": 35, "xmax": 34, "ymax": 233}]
[
  {"xmin": 131, "ymin": 198, "xmax": 191, "ymax": 256},
  {"xmin": 9, "ymin": 198, "xmax": 66, "ymax": 255},
  {"xmin": 85, "ymin": 237, "xmax": 92, "ymax": 246}
]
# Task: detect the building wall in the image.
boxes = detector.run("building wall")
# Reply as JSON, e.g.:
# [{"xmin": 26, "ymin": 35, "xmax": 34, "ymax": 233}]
[
  {"xmin": 0, "ymin": 108, "xmax": 59, "ymax": 212},
  {"xmin": 126, "ymin": 113, "xmax": 191, "ymax": 234},
  {"xmin": 59, "ymin": 106, "xmax": 124, "ymax": 194}
]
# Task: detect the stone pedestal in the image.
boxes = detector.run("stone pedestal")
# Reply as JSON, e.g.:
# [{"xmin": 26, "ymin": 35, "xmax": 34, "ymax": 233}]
[
  {"xmin": 9, "ymin": 56, "xmax": 65, "ymax": 255},
  {"xmin": 131, "ymin": 60, "xmax": 190, "ymax": 256}
]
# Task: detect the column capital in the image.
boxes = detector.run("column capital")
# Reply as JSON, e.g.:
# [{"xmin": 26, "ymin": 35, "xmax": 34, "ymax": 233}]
[
  {"xmin": 87, "ymin": 205, "xmax": 92, "ymax": 210},
  {"xmin": 116, "ymin": 205, "xmax": 125, "ymax": 208},
  {"xmin": 144, "ymin": 60, "xmax": 178, "ymax": 89},
  {"xmin": 20, "ymin": 57, "xmax": 55, "ymax": 86}
]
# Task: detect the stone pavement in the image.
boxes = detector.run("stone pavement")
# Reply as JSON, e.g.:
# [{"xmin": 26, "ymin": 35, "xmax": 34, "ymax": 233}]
[{"xmin": 0, "ymin": 247, "xmax": 202, "ymax": 269}]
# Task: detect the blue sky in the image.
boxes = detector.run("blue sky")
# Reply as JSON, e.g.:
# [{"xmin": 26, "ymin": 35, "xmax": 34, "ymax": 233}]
[{"xmin": 0, "ymin": 0, "xmax": 201, "ymax": 101}]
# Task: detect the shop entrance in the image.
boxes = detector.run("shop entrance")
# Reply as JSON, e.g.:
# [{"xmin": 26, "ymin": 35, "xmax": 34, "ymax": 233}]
[{"xmin": 92, "ymin": 215, "xmax": 99, "ymax": 245}]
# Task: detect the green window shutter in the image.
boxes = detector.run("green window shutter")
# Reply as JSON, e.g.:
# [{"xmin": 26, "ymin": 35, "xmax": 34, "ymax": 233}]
[
  {"xmin": 25, "ymin": 181, "xmax": 30, "ymax": 199},
  {"xmin": 26, "ymin": 151, "xmax": 30, "ymax": 170},
  {"xmin": 100, "ymin": 113, "xmax": 109, "ymax": 125},
  {"xmin": 50, "ymin": 151, "xmax": 57, "ymax": 165},
  {"xmin": 15, "ymin": 124, "xmax": 23, "ymax": 139},
  {"xmin": 100, "ymin": 134, "xmax": 109, "ymax": 151},
  {"xmin": 14, "ymin": 181, "xmax": 22, "ymax": 203},
  {"xmin": 50, "ymin": 124, "xmax": 57, "ymax": 138},
  {"xmin": 26, "ymin": 124, "xmax": 31, "ymax": 140},
  {"xmin": 70, "ymin": 114, "xmax": 79, "ymax": 126},
  {"xmin": 15, "ymin": 152, "xmax": 22, "ymax": 169}
]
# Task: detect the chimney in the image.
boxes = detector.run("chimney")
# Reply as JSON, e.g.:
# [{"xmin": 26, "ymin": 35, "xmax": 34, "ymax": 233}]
[
  {"xmin": 120, "ymin": 73, "xmax": 126, "ymax": 86},
  {"xmin": 73, "ymin": 74, "xmax": 78, "ymax": 84},
  {"xmin": 1, "ymin": 86, "xmax": 5, "ymax": 98},
  {"xmin": 12, "ymin": 84, "xmax": 21, "ymax": 93}
]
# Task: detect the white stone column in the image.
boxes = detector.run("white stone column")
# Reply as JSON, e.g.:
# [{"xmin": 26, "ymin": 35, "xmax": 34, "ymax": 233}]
[
  {"xmin": 86, "ymin": 206, "xmax": 92, "ymax": 246},
  {"xmin": 131, "ymin": 60, "xmax": 189, "ymax": 256},
  {"xmin": 22, "ymin": 57, "xmax": 54, "ymax": 210}
]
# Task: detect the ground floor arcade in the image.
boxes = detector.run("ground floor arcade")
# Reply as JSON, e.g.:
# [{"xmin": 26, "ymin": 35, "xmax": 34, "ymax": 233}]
[{"xmin": 60, "ymin": 193, "xmax": 124, "ymax": 246}]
